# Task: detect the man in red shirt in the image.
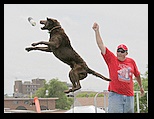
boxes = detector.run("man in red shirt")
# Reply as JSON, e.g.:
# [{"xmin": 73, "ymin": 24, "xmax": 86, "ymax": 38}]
[{"xmin": 92, "ymin": 22, "xmax": 144, "ymax": 113}]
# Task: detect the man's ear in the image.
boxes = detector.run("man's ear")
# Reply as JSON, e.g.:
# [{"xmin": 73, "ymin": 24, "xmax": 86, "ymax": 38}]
[{"xmin": 126, "ymin": 52, "xmax": 128, "ymax": 55}]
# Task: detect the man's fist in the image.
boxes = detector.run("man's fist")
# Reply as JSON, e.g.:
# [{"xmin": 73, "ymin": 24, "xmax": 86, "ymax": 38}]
[{"xmin": 92, "ymin": 22, "xmax": 99, "ymax": 31}]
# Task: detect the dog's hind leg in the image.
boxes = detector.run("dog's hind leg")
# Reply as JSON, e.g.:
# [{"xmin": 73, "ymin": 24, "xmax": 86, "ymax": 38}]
[
  {"xmin": 64, "ymin": 69, "xmax": 82, "ymax": 93},
  {"xmin": 69, "ymin": 69, "xmax": 85, "ymax": 92},
  {"xmin": 64, "ymin": 69, "xmax": 77, "ymax": 93}
]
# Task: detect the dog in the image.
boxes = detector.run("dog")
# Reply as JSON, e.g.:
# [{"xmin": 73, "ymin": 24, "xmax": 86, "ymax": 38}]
[{"xmin": 25, "ymin": 17, "xmax": 111, "ymax": 93}]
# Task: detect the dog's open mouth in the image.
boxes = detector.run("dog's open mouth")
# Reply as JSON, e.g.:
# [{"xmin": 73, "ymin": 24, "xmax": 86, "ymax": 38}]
[{"xmin": 40, "ymin": 20, "xmax": 46, "ymax": 30}]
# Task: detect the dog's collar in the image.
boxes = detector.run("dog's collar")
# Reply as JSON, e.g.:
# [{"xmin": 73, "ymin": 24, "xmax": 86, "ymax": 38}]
[{"xmin": 48, "ymin": 26, "xmax": 61, "ymax": 33}]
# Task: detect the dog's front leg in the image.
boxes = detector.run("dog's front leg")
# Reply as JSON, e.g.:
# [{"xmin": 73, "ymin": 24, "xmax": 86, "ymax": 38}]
[
  {"xmin": 25, "ymin": 46, "xmax": 52, "ymax": 52},
  {"xmin": 31, "ymin": 41, "xmax": 50, "ymax": 46}
]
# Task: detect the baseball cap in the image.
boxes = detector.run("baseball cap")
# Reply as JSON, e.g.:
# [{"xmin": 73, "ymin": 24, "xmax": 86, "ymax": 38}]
[{"xmin": 117, "ymin": 44, "xmax": 128, "ymax": 51}]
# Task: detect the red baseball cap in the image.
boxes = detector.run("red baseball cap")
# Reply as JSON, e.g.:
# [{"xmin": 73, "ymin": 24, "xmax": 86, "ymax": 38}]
[{"xmin": 117, "ymin": 44, "xmax": 128, "ymax": 51}]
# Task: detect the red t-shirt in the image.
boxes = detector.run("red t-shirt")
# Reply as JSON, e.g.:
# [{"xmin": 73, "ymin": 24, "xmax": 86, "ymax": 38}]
[{"xmin": 102, "ymin": 47, "xmax": 140, "ymax": 96}]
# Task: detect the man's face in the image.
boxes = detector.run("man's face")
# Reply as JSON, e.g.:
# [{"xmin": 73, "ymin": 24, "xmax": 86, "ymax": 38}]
[{"xmin": 116, "ymin": 48, "xmax": 128, "ymax": 61}]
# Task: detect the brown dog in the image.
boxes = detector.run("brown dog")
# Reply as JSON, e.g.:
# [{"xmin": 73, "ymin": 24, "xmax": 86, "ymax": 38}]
[{"xmin": 25, "ymin": 17, "xmax": 111, "ymax": 93}]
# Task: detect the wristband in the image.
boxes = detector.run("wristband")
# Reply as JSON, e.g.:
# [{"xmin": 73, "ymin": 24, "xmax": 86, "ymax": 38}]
[{"xmin": 140, "ymin": 85, "xmax": 143, "ymax": 89}]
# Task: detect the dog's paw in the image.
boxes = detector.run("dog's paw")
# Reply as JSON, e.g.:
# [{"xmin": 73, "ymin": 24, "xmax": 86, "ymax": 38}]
[
  {"xmin": 31, "ymin": 43, "xmax": 37, "ymax": 46},
  {"xmin": 64, "ymin": 90, "xmax": 70, "ymax": 93},
  {"xmin": 64, "ymin": 89, "xmax": 72, "ymax": 93},
  {"xmin": 25, "ymin": 47, "xmax": 34, "ymax": 52}
]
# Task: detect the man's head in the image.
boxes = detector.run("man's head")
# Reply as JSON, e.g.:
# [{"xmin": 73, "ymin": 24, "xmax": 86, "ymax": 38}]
[{"xmin": 116, "ymin": 44, "xmax": 128, "ymax": 61}]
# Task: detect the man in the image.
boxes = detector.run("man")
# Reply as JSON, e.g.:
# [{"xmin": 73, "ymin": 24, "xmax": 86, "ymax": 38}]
[{"xmin": 92, "ymin": 22, "xmax": 144, "ymax": 113}]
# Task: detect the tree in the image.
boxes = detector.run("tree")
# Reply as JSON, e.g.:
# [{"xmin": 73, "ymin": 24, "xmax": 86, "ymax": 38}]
[
  {"xmin": 34, "ymin": 78, "xmax": 73, "ymax": 110},
  {"xmin": 34, "ymin": 80, "xmax": 48, "ymax": 98},
  {"xmin": 134, "ymin": 66, "xmax": 148, "ymax": 113}
]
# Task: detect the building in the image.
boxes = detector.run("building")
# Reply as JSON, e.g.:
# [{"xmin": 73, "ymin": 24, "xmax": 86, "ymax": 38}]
[
  {"xmin": 13, "ymin": 78, "xmax": 45, "ymax": 98},
  {"xmin": 75, "ymin": 97, "xmax": 108, "ymax": 109},
  {"xmin": 4, "ymin": 97, "xmax": 58, "ymax": 112}
]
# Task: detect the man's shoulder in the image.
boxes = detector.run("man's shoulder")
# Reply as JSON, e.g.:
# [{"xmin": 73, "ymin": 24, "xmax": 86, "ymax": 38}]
[{"xmin": 126, "ymin": 57, "xmax": 136, "ymax": 63}]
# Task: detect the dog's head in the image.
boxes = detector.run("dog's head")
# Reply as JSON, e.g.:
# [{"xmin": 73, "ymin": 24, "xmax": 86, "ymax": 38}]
[{"xmin": 40, "ymin": 17, "xmax": 61, "ymax": 31}]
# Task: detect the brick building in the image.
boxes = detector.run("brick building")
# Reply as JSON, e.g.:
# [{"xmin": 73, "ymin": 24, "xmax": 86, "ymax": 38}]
[
  {"xmin": 4, "ymin": 97, "xmax": 58, "ymax": 111},
  {"xmin": 13, "ymin": 78, "xmax": 45, "ymax": 98}
]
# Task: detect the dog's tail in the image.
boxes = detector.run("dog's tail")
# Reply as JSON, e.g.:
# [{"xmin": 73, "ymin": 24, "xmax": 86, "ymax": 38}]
[{"xmin": 87, "ymin": 68, "xmax": 111, "ymax": 81}]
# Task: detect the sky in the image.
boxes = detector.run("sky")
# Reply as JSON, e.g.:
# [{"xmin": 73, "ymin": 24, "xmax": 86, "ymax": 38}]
[{"xmin": 4, "ymin": 4, "xmax": 148, "ymax": 95}]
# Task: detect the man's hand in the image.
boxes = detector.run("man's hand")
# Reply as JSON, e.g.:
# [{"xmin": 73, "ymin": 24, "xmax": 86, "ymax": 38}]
[
  {"xmin": 92, "ymin": 22, "xmax": 99, "ymax": 31},
  {"xmin": 140, "ymin": 87, "xmax": 145, "ymax": 97}
]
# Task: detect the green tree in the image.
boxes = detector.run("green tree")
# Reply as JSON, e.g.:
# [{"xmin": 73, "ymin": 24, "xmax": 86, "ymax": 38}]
[
  {"xmin": 34, "ymin": 80, "xmax": 47, "ymax": 98},
  {"xmin": 134, "ymin": 66, "xmax": 148, "ymax": 113},
  {"xmin": 34, "ymin": 78, "xmax": 73, "ymax": 110}
]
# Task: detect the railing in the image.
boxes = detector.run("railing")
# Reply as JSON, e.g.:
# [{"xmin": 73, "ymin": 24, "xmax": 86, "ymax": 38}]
[
  {"xmin": 94, "ymin": 90, "xmax": 108, "ymax": 113},
  {"xmin": 94, "ymin": 90, "xmax": 148, "ymax": 113},
  {"xmin": 134, "ymin": 91, "xmax": 148, "ymax": 113}
]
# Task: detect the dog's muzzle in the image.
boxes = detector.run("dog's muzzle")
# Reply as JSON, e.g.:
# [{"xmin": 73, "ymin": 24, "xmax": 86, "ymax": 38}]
[{"xmin": 40, "ymin": 20, "xmax": 47, "ymax": 30}]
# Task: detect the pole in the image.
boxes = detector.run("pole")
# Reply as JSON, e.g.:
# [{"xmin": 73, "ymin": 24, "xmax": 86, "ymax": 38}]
[
  {"xmin": 94, "ymin": 92, "xmax": 101, "ymax": 113},
  {"xmin": 34, "ymin": 97, "xmax": 41, "ymax": 113},
  {"xmin": 147, "ymin": 92, "xmax": 148, "ymax": 107},
  {"xmin": 136, "ymin": 92, "xmax": 140, "ymax": 113},
  {"xmin": 46, "ymin": 90, "xmax": 49, "ymax": 110},
  {"xmin": 104, "ymin": 90, "xmax": 107, "ymax": 113},
  {"xmin": 73, "ymin": 91, "xmax": 74, "ymax": 113}
]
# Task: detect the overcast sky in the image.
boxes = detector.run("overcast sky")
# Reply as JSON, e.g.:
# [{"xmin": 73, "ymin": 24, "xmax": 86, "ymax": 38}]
[{"xmin": 4, "ymin": 4, "xmax": 148, "ymax": 95}]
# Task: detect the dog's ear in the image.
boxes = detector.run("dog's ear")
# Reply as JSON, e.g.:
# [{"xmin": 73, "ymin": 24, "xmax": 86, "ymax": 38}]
[{"xmin": 47, "ymin": 17, "xmax": 54, "ymax": 23}]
